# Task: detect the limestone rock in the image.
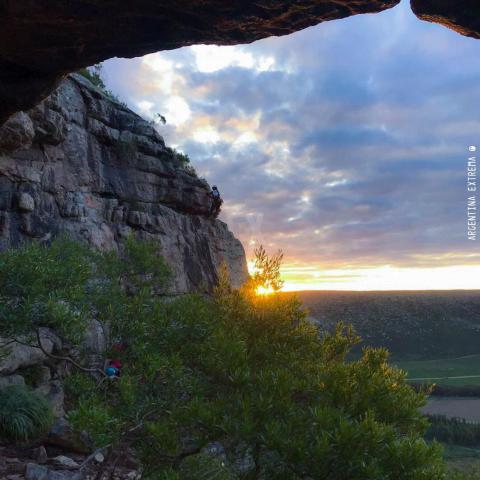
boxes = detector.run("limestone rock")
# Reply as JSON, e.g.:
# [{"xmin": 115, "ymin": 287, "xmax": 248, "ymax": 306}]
[
  {"xmin": 0, "ymin": 112, "xmax": 35, "ymax": 151},
  {"xmin": 0, "ymin": 330, "xmax": 56, "ymax": 375},
  {"xmin": 201, "ymin": 442, "xmax": 227, "ymax": 462},
  {"xmin": 0, "ymin": 374, "xmax": 25, "ymax": 389},
  {"xmin": 0, "ymin": 74, "xmax": 248, "ymax": 294},
  {"xmin": 46, "ymin": 418, "xmax": 92, "ymax": 454},
  {"xmin": 35, "ymin": 366, "xmax": 52, "ymax": 386},
  {"xmin": 52, "ymin": 456, "xmax": 79, "ymax": 469},
  {"xmin": 411, "ymin": 0, "xmax": 480, "ymax": 39},
  {"xmin": 83, "ymin": 320, "xmax": 107, "ymax": 355},
  {"xmin": 35, "ymin": 446, "xmax": 49, "ymax": 465},
  {"xmin": 18, "ymin": 192, "xmax": 35, "ymax": 212},
  {"xmin": 230, "ymin": 444, "xmax": 256, "ymax": 476},
  {"xmin": 0, "ymin": 1, "xmax": 401, "ymax": 122},
  {"xmin": 25, "ymin": 463, "xmax": 83, "ymax": 480},
  {"xmin": 25, "ymin": 463, "xmax": 47, "ymax": 480},
  {"xmin": 35, "ymin": 380, "xmax": 65, "ymax": 418}
]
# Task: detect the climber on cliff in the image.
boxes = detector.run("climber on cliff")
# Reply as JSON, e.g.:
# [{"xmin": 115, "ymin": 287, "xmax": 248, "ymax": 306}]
[{"xmin": 208, "ymin": 185, "xmax": 223, "ymax": 218}]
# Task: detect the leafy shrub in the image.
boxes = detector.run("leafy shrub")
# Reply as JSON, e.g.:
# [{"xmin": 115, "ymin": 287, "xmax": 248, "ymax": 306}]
[
  {"xmin": 0, "ymin": 385, "xmax": 54, "ymax": 443},
  {"xmin": 72, "ymin": 244, "xmax": 446, "ymax": 478},
  {"xmin": 0, "ymin": 235, "xmax": 170, "ymax": 346},
  {"xmin": 0, "ymin": 237, "xmax": 94, "ymax": 343},
  {"xmin": 0, "ymin": 239, "xmax": 448, "ymax": 478},
  {"xmin": 165, "ymin": 147, "xmax": 191, "ymax": 166},
  {"xmin": 173, "ymin": 150, "xmax": 190, "ymax": 166}
]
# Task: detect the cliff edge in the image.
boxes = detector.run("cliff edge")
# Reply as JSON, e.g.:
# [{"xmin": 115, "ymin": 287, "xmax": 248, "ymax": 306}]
[{"xmin": 0, "ymin": 73, "xmax": 248, "ymax": 294}]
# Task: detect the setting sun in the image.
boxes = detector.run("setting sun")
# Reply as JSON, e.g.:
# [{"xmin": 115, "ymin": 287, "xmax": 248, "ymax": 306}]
[{"xmin": 256, "ymin": 285, "xmax": 275, "ymax": 295}]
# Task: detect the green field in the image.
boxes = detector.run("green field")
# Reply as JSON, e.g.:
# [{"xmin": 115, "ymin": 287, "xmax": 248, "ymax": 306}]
[
  {"xmin": 396, "ymin": 355, "xmax": 480, "ymax": 387},
  {"xmin": 444, "ymin": 445, "xmax": 480, "ymax": 475}
]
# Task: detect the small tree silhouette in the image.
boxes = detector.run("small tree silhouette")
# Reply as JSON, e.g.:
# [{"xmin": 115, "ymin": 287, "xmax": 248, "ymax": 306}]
[{"xmin": 251, "ymin": 245, "xmax": 284, "ymax": 293}]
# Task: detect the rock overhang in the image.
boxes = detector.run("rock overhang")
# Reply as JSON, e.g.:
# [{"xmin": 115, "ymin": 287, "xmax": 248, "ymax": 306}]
[{"xmin": 0, "ymin": 1, "xmax": 478, "ymax": 125}]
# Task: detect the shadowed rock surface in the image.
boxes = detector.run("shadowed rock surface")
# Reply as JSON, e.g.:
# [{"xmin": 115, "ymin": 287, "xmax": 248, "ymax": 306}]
[
  {"xmin": 411, "ymin": 0, "xmax": 480, "ymax": 39},
  {"xmin": 0, "ymin": 73, "xmax": 248, "ymax": 294},
  {"xmin": 0, "ymin": 0, "xmax": 401, "ymax": 123}
]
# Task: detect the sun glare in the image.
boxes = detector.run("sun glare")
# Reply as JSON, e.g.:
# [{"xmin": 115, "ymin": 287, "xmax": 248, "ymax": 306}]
[{"xmin": 256, "ymin": 285, "xmax": 275, "ymax": 295}]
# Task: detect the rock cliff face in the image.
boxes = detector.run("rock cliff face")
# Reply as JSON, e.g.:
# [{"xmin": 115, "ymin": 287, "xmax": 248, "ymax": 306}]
[
  {"xmin": 411, "ymin": 0, "xmax": 480, "ymax": 39},
  {"xmin": 0, "ymin": 73, "xmax": 248, "ymax": 294},
  {"xmin": 0, "ymin": 0, "xmax": 402, "ymax": 123}
]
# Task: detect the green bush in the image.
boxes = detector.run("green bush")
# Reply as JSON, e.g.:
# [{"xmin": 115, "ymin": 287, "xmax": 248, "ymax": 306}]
[
  {"xmin": 0, "ymin": 239, "xmax": 448, "ymax": 478},
  {"xmin": 0, "ymin": 385, "xmax": 53, "ymax": 443},
  {"xmin": 0, "ymin": 235, "xmax": 171, "ymax": 345}
]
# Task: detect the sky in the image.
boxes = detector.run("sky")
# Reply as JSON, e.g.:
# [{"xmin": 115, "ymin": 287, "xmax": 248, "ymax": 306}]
[{"xmin": 101, "ymin": 0, "xmax": 480, "ymax": 291}]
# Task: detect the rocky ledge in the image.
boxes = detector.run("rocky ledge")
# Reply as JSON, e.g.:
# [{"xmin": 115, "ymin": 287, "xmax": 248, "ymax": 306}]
[
  {"xmin": 0, "ymin": 73, "xmax": 248, "ymax": 294},
  {"xmin": 411, "ymin": 0, "xmax": 480, "ymax": 40},
  {"xmin": 0, "ymin": 0, "xmax": 402, "ymax": 122}
]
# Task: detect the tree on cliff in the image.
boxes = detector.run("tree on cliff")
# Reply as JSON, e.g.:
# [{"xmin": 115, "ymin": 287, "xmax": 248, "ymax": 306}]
[{"xmin": 0, "ymin": 238, "xmax": 448, "ymax": 479}]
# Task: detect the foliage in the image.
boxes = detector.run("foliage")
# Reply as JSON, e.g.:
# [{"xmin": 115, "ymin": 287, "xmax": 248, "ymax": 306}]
[
  {"xmin": 78, "ymin": 64, "xmax": 106, "ymax": 89},
  {"xmin": 426, "ymin": 415, "xmax": 480, "ymax": 447},
  {"xmin": 178, "ymin": 454, "xmax": 233, "ymax": 480},
  {"xmin": 77, "ymin": 64, "xmax": 126, "ymax": 106},
  {"xmin": 249, "ymin": 245, "xmax": 284, "ymax": 293},
  {"xmin": 149, "ymin": 113, "xmax": 167, "ymax": 126},
  {"xmin": 184, "ymin": 164, "xmax": 198, "ymax": 177},
  {"xmin": 166, "ymin": 147, "xmax": 192, "ymax": 167},
  {"xmin": 0, "ymin": 385, "xmax": 54, "ymax": 443},
  {"xmin": 0, "ymin": 237, "xmax": 95, "ymax": 343},
  {"xmin": 0, "ymin": 235, "xmax": 170, "ymax": 346},
  {"xmin": 0, "ymin": 240, "xmax": 448, "ymax": 478},
  {"xmin": 79, "ymin": 245, "xmax": 447, "ymax": 478},
  {"xmin": 163, "ymin": 146, "xmax": 198, "ymax": 176},
  {"xmin": 174, "ymin": 150, "xmax": 190, "ymax": 166}
]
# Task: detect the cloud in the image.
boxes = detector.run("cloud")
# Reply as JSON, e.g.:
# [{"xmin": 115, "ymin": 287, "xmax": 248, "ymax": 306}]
[{"xmin": 101, "ymin": 0, "xmax": 480, "ymax": 281}]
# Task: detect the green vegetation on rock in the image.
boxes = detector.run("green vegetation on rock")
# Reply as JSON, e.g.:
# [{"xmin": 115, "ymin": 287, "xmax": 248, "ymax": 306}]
[{"xmin": 78, "ymin": 64, "xmax": 126, "ymax": 105}]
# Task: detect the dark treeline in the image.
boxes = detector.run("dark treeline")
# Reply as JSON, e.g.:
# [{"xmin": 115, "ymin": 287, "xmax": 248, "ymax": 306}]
[
  {"xmin": 426, "ymin": 415, "xmax": 480, "ymax": 447},
  {"xmin": 411, "ymin": 383, "xmax": 480, "ymax": 397}
]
